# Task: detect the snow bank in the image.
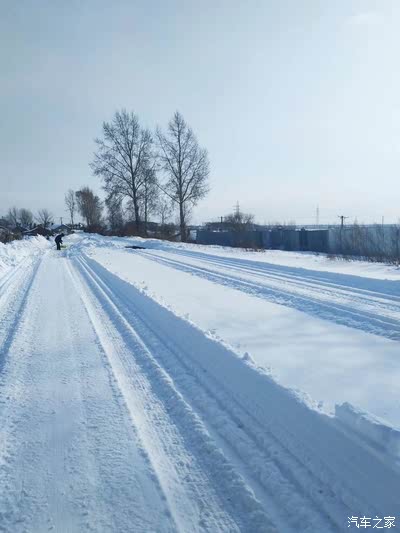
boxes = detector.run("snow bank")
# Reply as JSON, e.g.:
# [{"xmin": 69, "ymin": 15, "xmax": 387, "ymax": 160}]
[
  {"xmin": 0, "ymin": 236, "xmax": 50, "ymax": 276},
  {"xmin": 336, "ymin": 402, "xmax": 400, "ymax": 460}
]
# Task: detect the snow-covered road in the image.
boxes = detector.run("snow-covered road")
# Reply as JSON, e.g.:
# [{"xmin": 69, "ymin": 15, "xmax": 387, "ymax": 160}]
[
  {"xmin": 0, "ymin": 250, "xmax": 175, "ymax": 532},
  {"xmin": 0, "ymin": 236, "xmax": 399, "ymax": 532}
]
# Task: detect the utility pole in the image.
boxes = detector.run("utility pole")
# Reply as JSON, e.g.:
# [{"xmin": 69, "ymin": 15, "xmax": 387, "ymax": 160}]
[
  {"xmin": 59, "ymin": 216, "xmax": 63, "ymax": 225},
  {"xmin": 234, "ymin": 201, "xmax": 240, "ymax": 216},
  {"xmin": 338, "ymin": 215, "xmax": 348, "ymax": 254}
]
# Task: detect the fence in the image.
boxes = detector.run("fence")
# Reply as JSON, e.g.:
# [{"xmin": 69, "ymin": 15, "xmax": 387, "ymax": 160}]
[
  {"xmin": 196, "ymin": 225, "xmax": 400, "ymax": 263},
  {"xmin": 328, "ymin": 225, "xmax": 400, "ymax": 262}
]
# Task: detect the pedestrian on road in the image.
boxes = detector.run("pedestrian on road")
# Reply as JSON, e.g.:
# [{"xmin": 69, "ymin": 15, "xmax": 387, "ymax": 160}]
[{"xmin": 55, "ymin": 233, "xmax": 65, "ymax": 251}]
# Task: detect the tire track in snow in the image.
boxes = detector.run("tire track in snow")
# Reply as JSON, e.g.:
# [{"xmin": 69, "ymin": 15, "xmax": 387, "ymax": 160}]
[
  {"xmin": 154, "ymin": 248, "xmax": 400, "ymax": 302},
  {"xmin": 0, "ymin": 255, "xmax": 44, "ymax": 531},
  {"xmin": 139, "ymin": 251, "xmax": 400, "ymax": 341},
  {"xmin": 0, "ymin": 254, "xmax": 43, "ymax": 374},
  {"xmin": 0, "ymin": 259, "xmax": 27, "ymax": 294},
  {"xmin": 75, "ymin": 254, "xmax": 400, "ymax": 531},
  {"xmin": 70, "ymin": 255, "xmax": 277, "ymax": 533},
  {"xmin": 0, "ymin": 253, "xmax": 175, "ymax": 533},
  {"xmin": 74, "ymin": 257, "xmax": 337, "ymax": 532},
  {"xmin": 167, "ymin": 249, "xmax": 400, "ymax": 308}
]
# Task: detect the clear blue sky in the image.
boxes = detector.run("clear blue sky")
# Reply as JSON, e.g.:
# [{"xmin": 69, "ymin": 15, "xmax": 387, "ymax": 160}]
[{"xmin": 1, "ymin": 0, "xmax": 399, "ymax": 225}]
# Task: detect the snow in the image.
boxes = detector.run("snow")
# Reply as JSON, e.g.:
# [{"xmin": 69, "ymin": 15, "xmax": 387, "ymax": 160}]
[
  {"xmin": 335, "ymin": 403, "xmax": 400, "ymax": 461},
  {"xmin": 0, "ymin": 253, "xmax": 171, "ymax": 532},
  {"xmin": 0, "ymin": 236, "xmax": 50, "ymax": 275},
  {"xmin": 82, "ymin": 236, "xmax": 400, "ymax": 428},
  {"xmin": 71, "ymin": 232, "xmax": 400, "ymax": 280},
  {"xmin": 0, "ymin": 233, "xmax": 399, "ymax": 531}
]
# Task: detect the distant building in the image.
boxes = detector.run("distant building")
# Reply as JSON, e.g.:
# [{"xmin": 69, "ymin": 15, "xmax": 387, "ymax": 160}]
[
  {"xmin": 22, "ymin": 225, "xmax": 53, "ymax": 237},
  {"xmin": 50, "ymin": 223, "xmax": 73, "ymax": 235}
]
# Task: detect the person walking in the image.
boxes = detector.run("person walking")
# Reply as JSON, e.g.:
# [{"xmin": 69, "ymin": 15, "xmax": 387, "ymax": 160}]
[{"xmin": 54, "ymin": 233, "xmax": 65, "ymax": 251}]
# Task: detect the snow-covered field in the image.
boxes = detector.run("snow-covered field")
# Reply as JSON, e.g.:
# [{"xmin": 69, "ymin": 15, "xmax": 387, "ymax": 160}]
[{"xmin": 0, "ymin": 233, "xmax": 399, "ymax": 532}]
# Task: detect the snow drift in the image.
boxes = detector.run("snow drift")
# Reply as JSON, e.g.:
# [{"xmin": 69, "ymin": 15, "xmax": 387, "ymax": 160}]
[
  {"xmin": 336, "ymin": 402, "xmax": 400, "ymax": 461},
  {"xmin": 0, "ymin": 236, "xmax": 50, "ymax": 275}
]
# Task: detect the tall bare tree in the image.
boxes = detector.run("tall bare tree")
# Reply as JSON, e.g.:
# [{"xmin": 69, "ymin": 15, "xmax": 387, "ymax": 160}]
[
  {"xmin": 76, "ymin": 187, "xmax": 103, "ymax": 228},
  {"xmin": 65, "ymin": 189, "xmax": 76, "ymax": 226},
  {"xmin": 19, "ymin": 208, "xmax": 33, "ymax": 228},
  {"xmin": 105, "ymin": 193, "xmax": 124, "ymax": 234},
  {"xmin": 157, "ymin": 197, "xmax": 173, "ymax": 226},
  {"xmin": 91, "ymin": 110, "xmax": 153, "ymax": 234},
  {"xmin": 141, "ymin": 166, "xmax": 159, "ymax": 234},
  {"xmin": 6, "ymin": 207, "xmax": 19, "ymax": 227},
  {"xmin": 37, "ymin": 208, "xmax": 54, "ymax": 228},
  {"xmin": 156, "ymin": 111, "xmax": 209, "ymax": 241}
]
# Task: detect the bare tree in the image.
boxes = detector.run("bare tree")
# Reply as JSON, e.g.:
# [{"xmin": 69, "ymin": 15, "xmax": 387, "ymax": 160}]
[
  {"xmin": 19, "ymin": 208, "xmax": 33, "ymax": 228},
  {"xmin": 91, "ymin": 110, "xmax": 154, "ymax": 234},
  {"xmin": 6, "ymin": 207, "xmax": 19, "ymax": 227},
  {"xmin": 37, "ymin": 209, "xmax": 53, "ymax": 228},
  {"xmin": 105, "ymin": 194, "xmax": 124, "ymax": 234},
  {"xmin": 156, "ymin": 111, "xmax": 209, "ymax": 242},
  {"xmin": 224, "ymin": 211, "xmax": 255, "ymax": 232},
  {"xmin": 141, "ymin": 166, "xmax": 159, "ymax": 234},
  {"xmin": 157, "ymin": 197, "xmax": 173, "ymax": 226},
  {"xmin": 76, "ymin": 187, "xmax": 103, "ymax": 228},
  {"xmin": 65, "ymin": 189, "xmax": 76, "ymax": 226}
]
